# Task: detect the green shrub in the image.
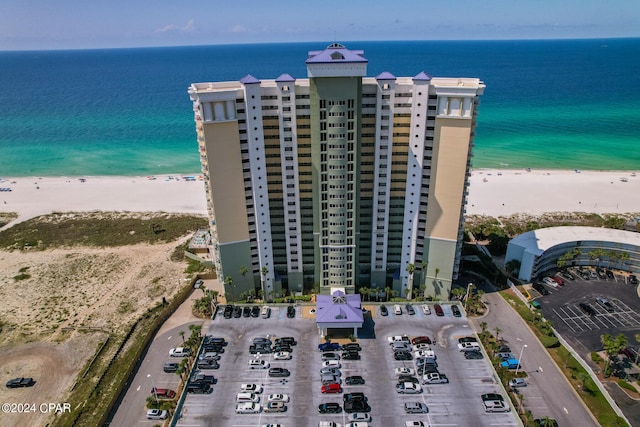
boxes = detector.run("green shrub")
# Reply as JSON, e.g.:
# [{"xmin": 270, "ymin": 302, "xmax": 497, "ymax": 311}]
[
  {"xmin": 539, "ymin": 335, "xmax": 560, "ymax": 348},
  {"xmin": 591, "ymin": 352, "xmax": 603, "ymax": 363}
]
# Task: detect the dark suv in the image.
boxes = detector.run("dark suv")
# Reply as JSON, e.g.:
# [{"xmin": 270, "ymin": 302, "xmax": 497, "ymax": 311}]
[
  {"xmin": 343, "ymin": 392, "xmax": 367, "ymax": 402},
  {"xmin": 318, "ymin": 403, "xmax": 342, "ymax": 414},
  {"xmin": 287, "ymin": 306, "xmax": 296, "ymax": 318},
  {"xmin": 163, "ymin": 362, "xmax": 179, "ymax": 373},
  {"xmin": 344, "ymin": 400, "xmax": 371, "ymax": 413}
]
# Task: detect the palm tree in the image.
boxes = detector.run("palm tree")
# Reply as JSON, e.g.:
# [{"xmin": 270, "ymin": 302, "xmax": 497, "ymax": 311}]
[
  {"xmin": 405, "ymin": 263, "xmax": 416, "ymax": 299},
  {"xmin": 224, "ymin": 276, "xmax": 234, "ymax": 303},
  {"xmin": 601, "ymin": 333, "xmax": 628, "ymax": 375},
  {"xmin": 480, "ymin": 321, "xmax": 488, "ymax": 333},
  {"xmin": 434, "ymin": 267, "xmax": 440, "ymax": 279},
  {"xmin": 493, "ymin": 326, "xmax": 502, "ymax": 342},
  {"xmin": 188, "ymin": 323, "xmax": 202, "ymax": 340},
  {"xmin": 179, "ymin": 330, "xmax": 186, "ymax": 345},
  {"xmin": 385, "ymin": 286, "xmax": 392, "ymax": 302},
  {"xmin": 538, "ymin": 416, "xmax": 557, "ymax": 427},
  {"xmin": 359, "ymin": 286, "xmax": 370, "ymax": 302},
  {"xmin": 240, "ymin": 265, "xmax": 250, "ymax": 290}
]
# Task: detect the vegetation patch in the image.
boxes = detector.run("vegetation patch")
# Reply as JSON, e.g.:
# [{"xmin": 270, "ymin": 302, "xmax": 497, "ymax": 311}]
[{"xmin": 0, "ymin": 212, "xmax": 208, "ymax": 250}]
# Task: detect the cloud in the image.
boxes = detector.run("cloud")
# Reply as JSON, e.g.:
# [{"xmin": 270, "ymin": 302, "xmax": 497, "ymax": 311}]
[{"xmin": 155, "ymin": 19, "xmax": 195, "ymax": 34}]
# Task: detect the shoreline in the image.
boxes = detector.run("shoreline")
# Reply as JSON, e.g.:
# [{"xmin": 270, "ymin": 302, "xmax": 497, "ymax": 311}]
[{"xmin": 1, "ymin": 170, "xmax": 640, "ymax": 228}]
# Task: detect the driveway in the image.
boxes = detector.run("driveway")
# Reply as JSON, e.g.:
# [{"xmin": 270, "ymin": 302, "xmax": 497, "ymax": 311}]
[{"xmin": 471, "ymin": 291, "xmax": 599, "ymax": 427}]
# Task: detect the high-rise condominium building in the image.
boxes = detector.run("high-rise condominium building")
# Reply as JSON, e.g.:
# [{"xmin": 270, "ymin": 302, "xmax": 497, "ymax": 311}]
[{"xmin": 188, "ymin": 43, "xmax": 484, "ymax": 301}]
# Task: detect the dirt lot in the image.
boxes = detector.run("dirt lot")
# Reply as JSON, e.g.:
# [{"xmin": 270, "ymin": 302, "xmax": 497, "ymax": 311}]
[{"xmin": 0, "ymin": 239, "xmax": 190, "ymax": 426}]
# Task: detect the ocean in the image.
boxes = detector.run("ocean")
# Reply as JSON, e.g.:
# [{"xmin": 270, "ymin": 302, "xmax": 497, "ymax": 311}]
[{"xmin": 1, "ymin": 39, "xmax": 639, "ymax": 177}]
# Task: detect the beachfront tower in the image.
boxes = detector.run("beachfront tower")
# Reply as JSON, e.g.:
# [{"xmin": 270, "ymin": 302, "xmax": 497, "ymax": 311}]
[{"xmin": 188, "ymin": 43, "xmax": 484, "ymax": 301}]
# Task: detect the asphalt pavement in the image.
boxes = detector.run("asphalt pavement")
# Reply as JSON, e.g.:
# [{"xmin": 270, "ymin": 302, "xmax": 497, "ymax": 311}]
[{"xmin": 471, "ymin": 291, "xmax": 599, "ymax": 427}]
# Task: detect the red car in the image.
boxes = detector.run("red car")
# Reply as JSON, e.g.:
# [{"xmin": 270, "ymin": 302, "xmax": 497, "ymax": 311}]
[
  {"xmin": 411, "ymin": 336, "xmax": 432, "ymax": 345},
  {"xmin": 321, "ymin": 383, "xmax": 342, "ymax": 394},
  {"xmin": 151, "ymin": 388, "xmax": 176, "ymax": 399},
  {"xmin": 552, "ymin": 276, "xmax": 565, "ymax": 286},
  {"xmin": 434, "ymin": 304, "xmax": 444, "ymax": 316}
]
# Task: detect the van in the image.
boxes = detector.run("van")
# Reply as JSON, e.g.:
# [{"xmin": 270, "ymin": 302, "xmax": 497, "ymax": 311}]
[
  {"xmin": 394, "ymin": 304, "xmax": 402, "ymax": 315},
  {"xmin": 321, "ymin": 374, "xmax": 341, "ymax": 385},
  {"xmin": 261, "ymin": 306, "xmax": 271, "ymax": 318},
  {"xmin": 236, "ymin": 392, "xmax": 260, "ymax": 402}
]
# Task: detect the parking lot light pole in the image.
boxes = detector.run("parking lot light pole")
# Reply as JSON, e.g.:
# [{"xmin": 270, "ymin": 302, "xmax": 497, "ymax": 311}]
[
  {"xmin": 148, "ymin": 374, "xmax": 158, "ymax": 405},
  {"xmin": 515, "ymin": 344, "xmax": 527, "ymax": 376}
]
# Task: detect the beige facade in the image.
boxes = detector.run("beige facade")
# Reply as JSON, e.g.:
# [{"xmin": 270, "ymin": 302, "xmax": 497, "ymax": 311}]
[{"xmin": 188, "ymin": 44, "xmax": 484, "ymax": 300}]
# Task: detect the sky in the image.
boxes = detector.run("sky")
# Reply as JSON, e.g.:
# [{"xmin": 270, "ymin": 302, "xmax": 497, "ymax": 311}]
[{"xmin": 1, "ymin": 0, "xmax": 639, "ymax": 50}]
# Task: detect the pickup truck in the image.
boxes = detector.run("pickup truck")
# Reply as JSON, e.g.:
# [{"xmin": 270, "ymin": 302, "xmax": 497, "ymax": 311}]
[
  {"xmin": 500, "ymin": 358, "xmax": 521, "ymax": 370},
  {"xmin": 388, "ymin": 335, "xmax": 411, "ymax": 345},
  {"xmin": 319, "ymin": 341, "xmax": 341, "ymax": 351},
  {"xmin": 190, "ymin": 372, "xmax": 216, "ymax": 384},
  {"xmin": 457, "ymin": 342, "xmax": 480, "ymax": 352}
]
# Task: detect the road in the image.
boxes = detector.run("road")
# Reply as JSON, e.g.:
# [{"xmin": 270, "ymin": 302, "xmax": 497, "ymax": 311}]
[{"xmin": 471, "ymin": 291, "xmax": 599, "ymax": 427}]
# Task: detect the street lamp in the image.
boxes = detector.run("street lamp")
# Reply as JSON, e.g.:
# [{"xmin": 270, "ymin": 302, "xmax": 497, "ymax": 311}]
[
  {"xmin": 148, "ymin": 374, "xmax": 158, "ymax": 405},
  {"xmin": 515, "ymin": 344, "xmax": 528, "ymax": 376},
  {"xmin": 464, "ymin": 282, "xmax": 473, "ymax": 311}
]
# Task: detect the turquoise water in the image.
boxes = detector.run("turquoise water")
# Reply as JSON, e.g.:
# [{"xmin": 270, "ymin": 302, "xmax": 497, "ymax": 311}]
[{"xmin": 0, "ymin": 39, "xmax": 639, "ymax": 176}]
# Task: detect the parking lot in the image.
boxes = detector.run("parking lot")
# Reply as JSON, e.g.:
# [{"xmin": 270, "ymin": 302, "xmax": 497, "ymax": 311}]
[
  {"xmin": 534, "ymin": 267, "xmax": 640, "ymax": 352},
  {"xmin": 175, "ymin": 304, "xmax": 521, "ymax": 427}
]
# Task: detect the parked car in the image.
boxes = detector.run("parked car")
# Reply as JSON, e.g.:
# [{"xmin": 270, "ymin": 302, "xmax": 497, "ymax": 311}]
[
  {"xmin": 275, "ymin": 336, "xmax": 297, "ymax": 346},
  {"xmin": 190, "ymin": 372, "xmax": 215, "ymax": 384},
  {"xmin": 406, "ymin": 304, "xmax": 415, "ymax": 315},
  {"xmin": 348, "ymin": 412, "xmax": 372, "ymax": 422},
  {"xmin": 434, "ymin": 304, "xmax": 444, "ymax": 316},
  {"xmin": 223, "ymin": 305, "xmax": 233, "ymax": 318},
  {"xmin": 532, "ymin": 283, "xmax": 550, "ymax": 295},
  {"xmin": 552, "ymin": 276, "xmax": 565, "ymax": 286},
  {"xmin": 396, "ymin": 382, "xmax": 422, "ymax": 394},
  {"xmin": 261, "ymin": 306, "xmax": 271, "ymax": 318},
  {"xmin": 196, "ymin": 359, "xmax": 219, "ymax": 370},
  {"xmin": 268, "ymin": 368, "xmax": 290, "ymax": 377},
  {"xmin": 264, "ymin": 401, "xmax": 286, "ymax": 413},
  {"xmin": 629, "ymin": 274, "xmax": 639, "ymax": 285},
  {"xmin": 319, "ymin": 341, "xmax": 341, "ymax": 351},
  {"xmin": 421, "ymin": 304, "xmax": 431, "ymax": 315},
  {"xmin": 596, "ymin": 297, "xmax": 615, "ymax": 312},
  {"xmin": 169, "ymin": 347, "xmax": 191, "ymax": 357},
  {"xmin": 242, "ymin": 306, "xmax": 251, "ymax": 317},
  {"xmin": 233, "ymin": 306, "xmax": 242, "ymax": 318},
  {"xmin": 606, "ymin": 269, "xmax": 615, "ymax": 280},
  {"xmin": 398, "ymin": 374, "xmax": 420, "ymax": 384},
  {"xmin": 322, "ymin": 360, "xmax": 342, "ymax": 368},
  {"xmin": 5, "ymin": 377, "xmax": 35, "ymax": 388},
  {"xmin": 274, "ymin": 351, "xmax": 291, "ymax": 360},
  {"xmin": 464, "ymin": 350, "xmax": 483, "ymax": 360},
  {"xmin": 501, "ymin": 358, "xmax": 521, "ymax": 369},
  {"xmin": 343, "ymin": 400, "xmax": 371, "ymax": 413},
  {"xmin": 286, "ymin": 305, "xmax": 296, "ymax": 318},
  {"xmin": 146, "ymin": 409, "xmax": 168, "ymax": 420},
  {"xmin": 248, "ymin": 359, "xmax": 270, "ymax": 369},
  {"xmin": 559, "ymin": 270, "xmax": 575, "ymax": 281},
  {"xmin": 235, "ymin": 402, "xmax": 261, "ymax": 414},
  {"xmin": 380, "ymin": 305, "xmax": 388, "ymax": 316},
  {"xmin": 322, "ymin": 352, "xmax": 341, "ymax": 361},
  {"xmin": 251, "ymin": 305, "xmax": 260, "ymax": 317},
  {"xmin": 318, "ymin": 403, "xmax": 342, "ymax": 414},
  {"xmin": 451, "ymin": 305, "xmax": 461, "ymax": 317},
  {"xmin": 345, "ymin": 375, "xmax": 365, "ymax": 385},
  {"xmin": 321, "ymin": 383, "xmax": 342, "ymax": 394},
  {"xmin": 186, "ymin": 383, "xmax": 212, "ymax": 393},
  {"xmin": 422, "ymin": 373, "xmax": 449, "ymax": 384},
  {"xmin": 163, "ymin": 362, "xmax": 179, "ymax": 373},
  {"xmin": 267, "ymin": 393, "xmax": 290, "ymax": 402},
  {"xmin": 542, "ymin": 277, "xmax": 558, "ymax": 287},
  {"xmin": 395, "ymin": 367, "xmax": 415, "ymax": 375},
  {"xmin": 411, "ymin": 336, "xmax": 431, "ymax": 345},
  {"xmin": 404, "ymin": 401, "xmax": 428, "ymax": 414},
  {"xmin": 388, "ymin": 335, "xmax": 411, "ymax": 344},
  {"xmin": 240, "ymin": 383, "xmax": 263, "ymax": 393},
  {"xmin": 342, "ymin": 351, "xmax": 361, "ymax": 360},
  {"xmin": 458, "ymin": 342, "xmax": 480, "ymax": 352},
  {"xmin": 394, "ymin": 351, "xmax": 412, "ymax": 361},
  {"xmin": 198, "ymin": 351, "xmax": 220, "ymax": 361},
  {"xmin": 579, "ymin": 302, "xmax": 596, "ymax": 316},
  {"xmin": 458, "ymin": 336, "xmax": 477, "ymax": 343},
  {"xmin": 414, "ymin": 350, "xmax": 435, "ymax": 359},
  {"xmin": 343, "ymin": 392, "xmax": 367, "ymax": 402},
  {"xmin": 342, "ymin": 343, "xmax": 361, "ymax": 352},
  {"xmin": 194, "ymin": 279, "xmax": 204, "ymax": 288},
  {"xmin": 509, "ymin": 378, "xmax": 527, "ymax": 387},
  {"xmin": 250, "ymin": 344, "xmax": 273, "ymax": 354},
  {"xmin": 320, "ymin": 367, "xmax": 341, "ymax": 376}
]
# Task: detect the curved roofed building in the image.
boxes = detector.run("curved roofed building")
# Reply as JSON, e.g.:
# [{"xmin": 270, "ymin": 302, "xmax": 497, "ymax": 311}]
[{"xmin": 505, "ymin": 226, "xmax": 640, "ymax": 281}]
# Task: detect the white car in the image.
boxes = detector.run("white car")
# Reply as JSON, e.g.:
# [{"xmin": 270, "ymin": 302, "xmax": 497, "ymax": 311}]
[
  {"xmin": 274, "ymin": 351, "xmax": 291, "ymax": 360},
  {"xmin": 169, "ymin": 347, "xmax": 191, "ymax": 357},
  {"xmin": 405, "ymin": 422, "xmax": 425, "ymax": 427},
  {"xmin": 509, "ymin": 378, "xmax": 527, "ymax": 387},
  {"xmin": 348, "ymin": 412, "xmax": 372, "ymax": 422},
  {"xmin": 146, "ymin": 409, "xmax": 168, "ymax": 420},
  {"xmin": 414, "ymin": 343, "xmax": 431, "ymax": 350},
  {"xmin": 388, "ymin": 335, "xmax": 410, "ymax": 345},
  {"xmin": 322, "ymin": 360, "xmax": 342, "ymax": 369},
  {"xmin": 396, "ymin": 382, "xmax": 422, "ymax": 394},
  {"xmin": 457, "ymin": 342, "xmax": 480, "ymax": 352},
  {"xmin": 542, "ymin": 277, "xmax": 558, "ymax": 287},
  {"xmin": 248, "ymin": 359, "xmax": 270, "ymax": 369},
  {"xmin": 267, "ymin": 393, "xmax": 290, "ymax": 402},
  {"xmin": 240, "ymin": 383, "xmax": 263, "ymax": 393},
  {"xmin": 421, "ymin": 304, "xmax": 431, "ymax": 315},
  {"xmin": 422, "ymin": 372, "xmax": 449, "ymax": 384},
  {"xmin": 395, "ymin": 367, "xmax": 415, "ymax": 376},
  {"xmin": 236, "ymin": 402, "xmax": 261, "ymax": 414},
  {"xmin": 414, "ymin": 350, "xmax": 435, "ymax": 359}
]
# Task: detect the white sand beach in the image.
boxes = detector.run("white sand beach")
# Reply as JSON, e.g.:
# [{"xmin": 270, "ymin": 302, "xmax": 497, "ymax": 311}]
[{"xmin": 1, "ymin": 170, "xmax": 639, "ymax": 227}]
